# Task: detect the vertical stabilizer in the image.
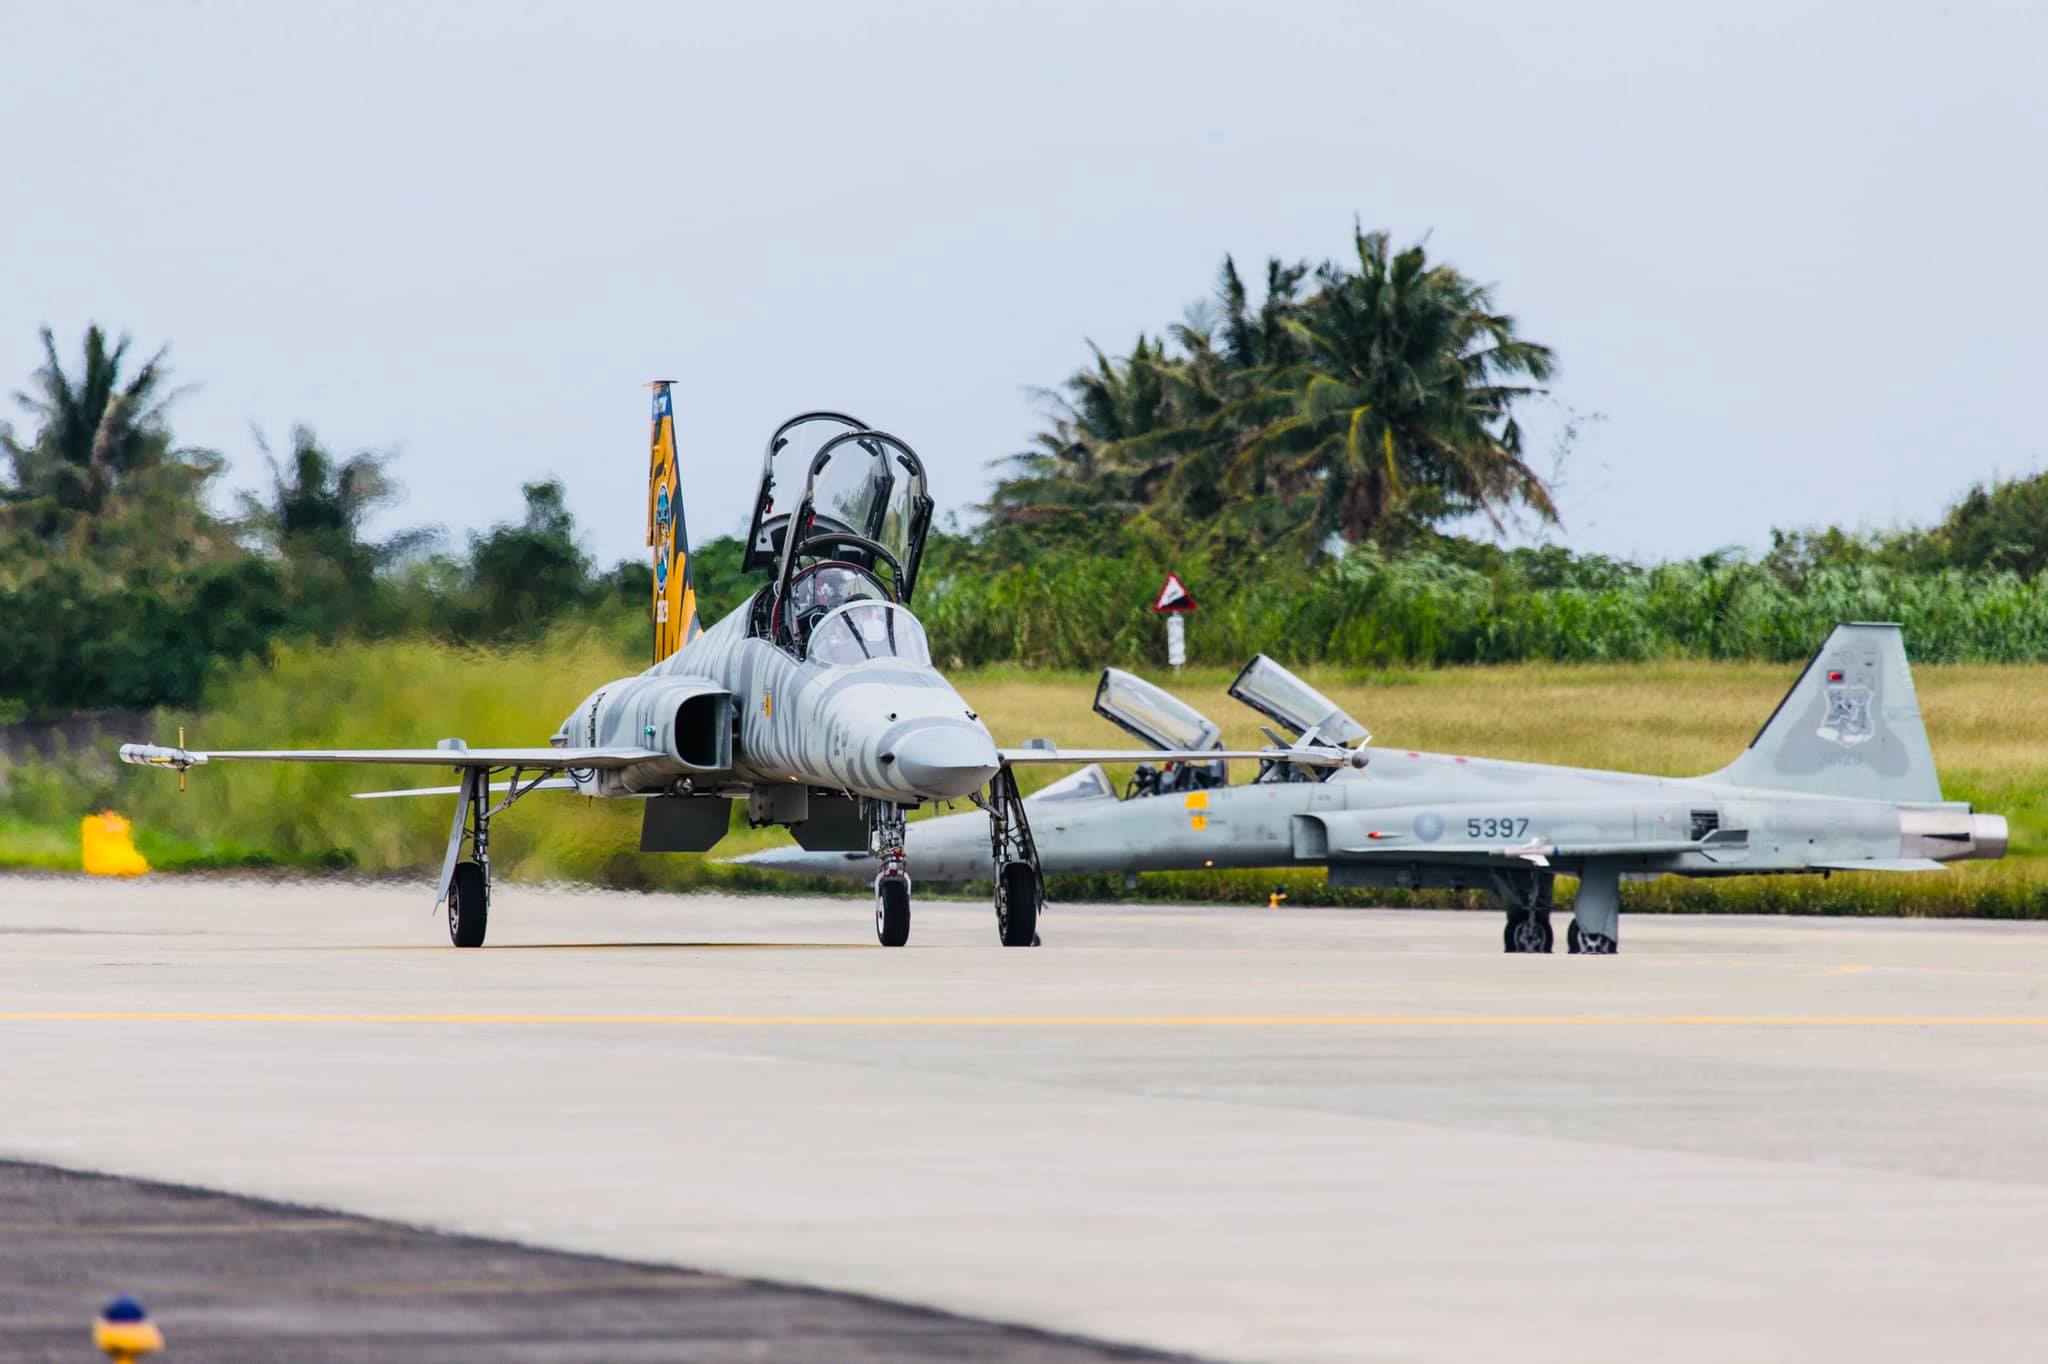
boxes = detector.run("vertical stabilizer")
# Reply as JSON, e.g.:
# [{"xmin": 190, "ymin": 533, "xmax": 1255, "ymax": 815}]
[
  {"xmin": 1706, "ymin": 623, "xmax": 1941, "ymax": 803},
  {"xmin": 647, "ymin": 381, "xmax": 698, "ymax": 662}
]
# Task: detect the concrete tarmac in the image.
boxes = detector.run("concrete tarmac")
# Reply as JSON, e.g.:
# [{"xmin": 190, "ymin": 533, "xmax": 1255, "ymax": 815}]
[{"xmin": 3, "ymin": 875, "xmax": 2048, "ymax": 1363}]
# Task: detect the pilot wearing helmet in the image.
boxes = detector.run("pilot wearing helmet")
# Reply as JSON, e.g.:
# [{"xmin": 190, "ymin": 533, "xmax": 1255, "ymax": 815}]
[
  {"xmin": 814, "ymin": 572, "xmax": 848, "ymax": 616},
  {"xmin": 786, "ymin": 565, "xmax": 866, "ymax": 646}
]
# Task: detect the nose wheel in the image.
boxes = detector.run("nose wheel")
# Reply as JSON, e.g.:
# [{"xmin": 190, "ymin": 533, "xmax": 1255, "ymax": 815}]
[
  {"xmin": 875, "ymin": 874, "xmax": 911, "ymax": 947},
  {"xmin": 866, "ymin": 800, "xmax": 912, "ymax": 947}
]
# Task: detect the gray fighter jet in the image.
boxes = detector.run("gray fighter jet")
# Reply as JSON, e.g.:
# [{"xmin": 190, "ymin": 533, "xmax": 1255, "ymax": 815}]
[
  {"xmin": 118, "ymin": 388, "xmax": 1330, "ymax": 949},
  {"xmin": 733, "ymin": 628, "xmax": 2009, "ymax": 953}
]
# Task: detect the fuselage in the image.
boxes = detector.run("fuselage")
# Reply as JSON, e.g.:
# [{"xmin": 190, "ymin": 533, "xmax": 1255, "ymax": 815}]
[
  {"xmin": 736, "ymin": 744, "xmax": 2008, "ymax": 882},
  {"xmin": 560, "ymin": 590, "xmax": 998, "ymax": 805}
]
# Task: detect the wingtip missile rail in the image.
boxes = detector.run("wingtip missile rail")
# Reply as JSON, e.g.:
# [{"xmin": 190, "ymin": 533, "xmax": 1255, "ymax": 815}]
[
  {"xmin": 118, "ymin": 742, "xmax": 205, "ymax": 770},
  {"xmin": 120, "ymin": 729, "xmax": 204, "ymax": 792}
]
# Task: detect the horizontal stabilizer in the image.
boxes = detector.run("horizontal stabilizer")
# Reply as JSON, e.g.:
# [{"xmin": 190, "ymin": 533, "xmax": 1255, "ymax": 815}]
[{"xmin": 353, "ymin": 777, "xmax": 579, "ymax": 800}]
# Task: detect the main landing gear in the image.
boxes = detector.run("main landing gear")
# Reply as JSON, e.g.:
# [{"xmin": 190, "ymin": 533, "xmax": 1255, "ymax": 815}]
[
  {"xmin": 438, "ymin": 762, "xmax": 556, "ymax": 948},
  {"xmin": 868, "ymin": 800, "xmax": 911, "ymax": 947},
  {"xmin": 1494, "ymin": 865, "xmax": 1622, "ymax": 955},
  {"xmin": 1567, "ymin": 921, "xmax": 1617, "ymax": 955},
  {"xmin": 984, "ymin": 766, "xmax": 1043, "ymax": 947},
  {"xmin": 1496, "ymin": 869, "xmax": 1554, "ymax": 954},
  {"xmin": 443, "ymin": 767, "xmax": 493, "ymax": 948},
  {"xmin": 1567, "ymin": 862, "xmax": 1622, "ymax": 955}
]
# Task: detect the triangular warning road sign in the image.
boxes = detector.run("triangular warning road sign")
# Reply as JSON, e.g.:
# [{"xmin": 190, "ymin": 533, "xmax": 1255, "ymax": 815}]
[{"xmin": 1152, "ymin": 571, "xmax": 1197, "ymax": 613}]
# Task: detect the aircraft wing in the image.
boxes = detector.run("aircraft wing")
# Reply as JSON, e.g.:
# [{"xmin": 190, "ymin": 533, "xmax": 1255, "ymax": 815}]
[
  {"xmin": 999, "ymin": 746, "xmax": 1355, "ymax": 769},
  {"xmin": 120, "ymin": 743, "xmax": 665, "ymax": 772}
]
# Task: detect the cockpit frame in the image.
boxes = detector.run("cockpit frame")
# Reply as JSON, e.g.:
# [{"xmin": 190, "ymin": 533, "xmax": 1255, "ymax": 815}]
[
  {"xmin": 745, "ymin": 423, "xmax": 935, "ymax": 657},
  {"xmin": 769, "ymin": 428, "xmax": 933, "ymax": 608}
]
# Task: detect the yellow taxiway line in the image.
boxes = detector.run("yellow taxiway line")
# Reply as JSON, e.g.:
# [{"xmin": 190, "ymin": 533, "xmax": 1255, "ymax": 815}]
[{"xmin": 2, "ymin": 1011, "xmax": 2048, "ymax": 1027}]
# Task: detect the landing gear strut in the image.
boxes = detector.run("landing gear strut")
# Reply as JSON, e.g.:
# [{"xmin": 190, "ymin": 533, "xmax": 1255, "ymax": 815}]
[
  {"xmin": 443, "ymin": 767, "xmax": 492, "ymax": 948},
  {"xmin": 985, "ymin": 766, "xmax": 1042, "ymax": 947},
  {"xmin": 1495, "ymin": 869, "xmax": 1554, "ymax": 954},
  {"xmin": 436, "ymin": 762, "xmax": 554, "ymax": 949},
  {"xmin": 868, "ymin": 800, "xmax": 911, "ymax": 947}
]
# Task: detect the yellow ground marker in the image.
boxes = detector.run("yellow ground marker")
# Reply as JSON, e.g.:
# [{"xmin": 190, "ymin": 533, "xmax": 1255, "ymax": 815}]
[{"xmin": 80, "ymin": 812, "xmax": 148, "ymax": 877}]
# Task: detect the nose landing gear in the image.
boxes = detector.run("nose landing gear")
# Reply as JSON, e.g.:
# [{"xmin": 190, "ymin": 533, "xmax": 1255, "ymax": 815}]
[{"xmin": 868, "ymin": 801, "xmax": 912, "ymax": 947}]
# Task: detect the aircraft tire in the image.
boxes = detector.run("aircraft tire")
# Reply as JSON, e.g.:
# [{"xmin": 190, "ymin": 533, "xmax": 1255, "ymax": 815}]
[
  {"xmin": 998, "ymin": 862, "xmax": 1040, "ymax": 947},
  {"xmin": 1567, "ymin": 922, "xmax": 1617, "ymax": 955},
  {"xmin": 448, "ymin": 861, "xmax": 488, "ymax": 949},
  {"xmin": 876, "ymin": 876, "xmax": 911, "ymax": 947},
  {"xmin": 1502, "ymin": 908, "xmax": 1552, "ymax": 954}
]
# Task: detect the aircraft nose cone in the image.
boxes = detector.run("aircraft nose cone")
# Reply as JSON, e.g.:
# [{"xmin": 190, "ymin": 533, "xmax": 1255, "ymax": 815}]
[{"xmin": 890, "ymin": 724, "xmax": 999, "ymax": 799}]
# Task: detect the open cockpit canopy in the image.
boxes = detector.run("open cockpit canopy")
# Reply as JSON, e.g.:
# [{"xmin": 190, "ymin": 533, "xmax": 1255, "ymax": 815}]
[
  {"xmin": 747, "ymin": 416, "xmax": 935, "ymax": 653},
  {"xmin": 1092, "ymin": 668, "xmax": 1223, "ymax": 752},
  {"xmin": 1228, "ymin": 655, "xmax": 1369, "ymax": 746},
  {"xmin": 788, "ymin": 430, "xmax": 931, "ymax": 593},
  {"xmin": 744, "ymin": 412, "xmax": 871, "ymax": 573}
]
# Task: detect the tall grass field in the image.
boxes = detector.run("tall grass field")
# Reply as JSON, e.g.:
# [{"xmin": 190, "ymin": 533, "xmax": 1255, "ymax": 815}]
[{"xmin": 2, "ymin": 632, "xmax": 2042, "ymax": 917}]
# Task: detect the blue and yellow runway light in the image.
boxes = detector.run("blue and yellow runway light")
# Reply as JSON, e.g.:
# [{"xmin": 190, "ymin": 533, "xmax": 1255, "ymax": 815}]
[{"xmin": 93, "ymin": 1294, "xmax": 163, "ymax": 1361}]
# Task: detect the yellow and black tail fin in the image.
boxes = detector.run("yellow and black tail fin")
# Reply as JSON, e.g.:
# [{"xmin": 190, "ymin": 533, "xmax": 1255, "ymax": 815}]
[{"xmin": 647, "ymin": 381, "xmax": 699, "ymax": 662}]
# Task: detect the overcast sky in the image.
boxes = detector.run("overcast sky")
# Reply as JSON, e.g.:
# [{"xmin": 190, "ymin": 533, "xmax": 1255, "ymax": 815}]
[{"xmin": 4, "ymin": 1, "xmax": 2041, "ymax": 567}]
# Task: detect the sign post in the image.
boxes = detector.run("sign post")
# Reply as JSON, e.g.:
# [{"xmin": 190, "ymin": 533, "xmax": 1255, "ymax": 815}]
[{"xmin": 1151, "ymin": 572, "xmax": 1197, "ymax": 671}]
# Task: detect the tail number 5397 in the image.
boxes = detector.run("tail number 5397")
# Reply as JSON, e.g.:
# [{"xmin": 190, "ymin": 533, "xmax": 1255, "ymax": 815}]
[{"xmin": 1469, "ymin": 816, "xmax": 1529, "ymax": 838}]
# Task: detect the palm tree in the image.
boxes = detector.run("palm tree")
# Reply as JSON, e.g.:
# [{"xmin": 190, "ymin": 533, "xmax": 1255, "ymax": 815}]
[
  {"xmin": 988, "ymin": 260, "xmax": 1312, "ymax": 527},
  {"xmin": 2, "ymin": 325, "xmax": 204, "ymax": 521},
  {"xmin": 1112, "ymin": 257, "xmax": 1314, "ymax": 518},
  {"xmin": 984, "ymin": 337, "xmax": 1171, "ymax": 524},
  {"xmin": 988, "ymin": 229, "xmax": 1557, "ymax": 549},
  {"xmin": 1227, "ymin": 229, "xmax": 1556, "ymax": 544},
  {"xmin": 238, "ymin": 426, "xmax": 433, "ymax": 585}
]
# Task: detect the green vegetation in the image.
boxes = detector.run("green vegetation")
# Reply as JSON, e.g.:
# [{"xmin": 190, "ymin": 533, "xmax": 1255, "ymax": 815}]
[{"xmin": 918, "ymin": 535, "xmax": 2048, "ymax": 670}]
